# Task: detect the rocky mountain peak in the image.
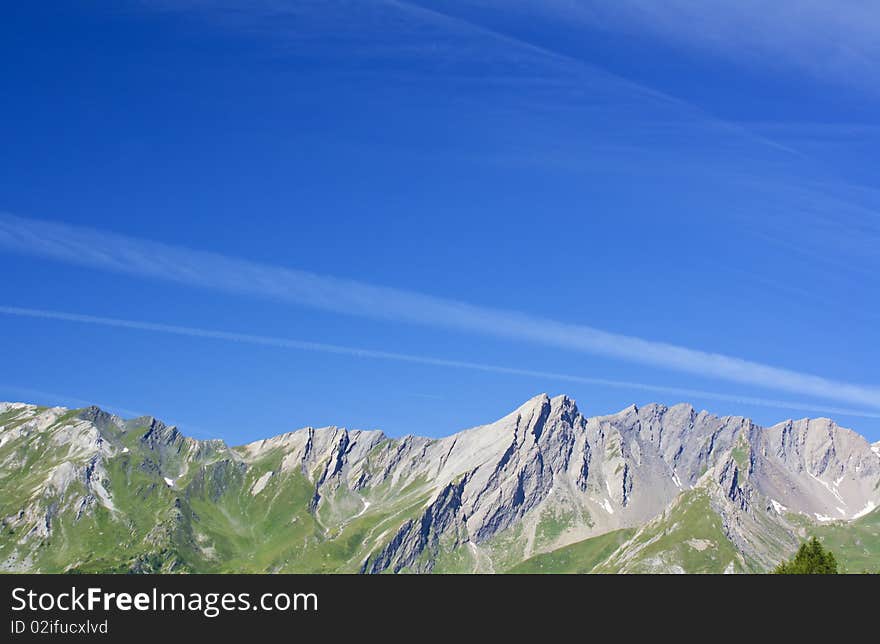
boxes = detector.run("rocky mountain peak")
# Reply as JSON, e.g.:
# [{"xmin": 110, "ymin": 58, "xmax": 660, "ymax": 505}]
[
  {"xmin": 76, "ymin": 406, "xmax": 125, "ymax": 436},
  {"xmin": 2, "ymin": 396, "xmax": 879, "ymax": 574},
  {"xmin": 136, "ymin": 417, "xmax": 181, "ymax": 447},
  {"xmin": 512, "ymin": 392, "xmax": 550, "ymax": 414}
]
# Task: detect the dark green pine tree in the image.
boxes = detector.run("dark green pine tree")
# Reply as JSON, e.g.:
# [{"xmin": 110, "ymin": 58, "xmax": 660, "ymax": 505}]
[{"xmin": 774, "ymin": 537, "xmax": 838, "ymax": 574}]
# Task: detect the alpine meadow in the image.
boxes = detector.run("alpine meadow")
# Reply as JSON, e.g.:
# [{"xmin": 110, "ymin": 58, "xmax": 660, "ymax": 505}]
[{"xmin": 2, "ymin": 395, "xmax": 878, "ymax": 574}]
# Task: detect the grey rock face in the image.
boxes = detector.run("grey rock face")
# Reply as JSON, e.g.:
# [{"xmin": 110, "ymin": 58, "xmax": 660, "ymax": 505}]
[
  {"xmin": 237, "ymin": 394, "xmax": 880, "ymax": 571},
  {"xmin": 2, "ymin": 395, "xmax": 879, "ymax": 572}
]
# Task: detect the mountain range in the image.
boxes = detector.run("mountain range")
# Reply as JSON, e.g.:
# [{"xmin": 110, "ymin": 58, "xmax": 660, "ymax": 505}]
[{"xmin": 2, "ymin": 394, "xmax": 879, "ymax": 573}]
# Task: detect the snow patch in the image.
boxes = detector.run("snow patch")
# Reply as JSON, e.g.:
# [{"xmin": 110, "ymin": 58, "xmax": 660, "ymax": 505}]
[
  {"xmin": 163, "ymin": 477, "xmax": 175, "ymax": 487},
  {"xmin": 770, "ymin": 500, "xmax": 787, "ymax": 515},
  {"xmin": 601, "ymin": 499, "xmax": 615, "ymax": 515},
  {"xmin": 121, "ymin": 447, "xmax": 129, "ymax": 454},
  {"xmin": 814, "ymin": 513, "xmax": 836, "ymax": 522},
  {"xmin": 354, "ymin": 499, "xmax": 372, "ymax": 519},
  {"xmin": 671, "ymin": 470, "xmax": 682, "ymax": 489},
  {"xmin": 851, "ymin": 501, "xmax": 877, "ymax": 520}
]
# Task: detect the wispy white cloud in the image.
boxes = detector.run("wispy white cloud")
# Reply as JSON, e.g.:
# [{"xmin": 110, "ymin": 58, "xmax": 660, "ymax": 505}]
[
  {"xmin": 147, "ymin": 0, "xmax": 557, "ymax": 78},
  {"xmin": 0, "ymin": 382, "xmax": 213, "ymax": 437},
  {"xmin": 0, "ymin": 384, "xmax": 145, "ymax": 418},
  {"xmin": 1, "ymin": 305, "xmax": 877, "ymax": 421},
  {"xmin": 526, "ymin": 0, "xmax": 880, "ymax": 92},
  {"xmin": 143, "ymin": 0, "xmax": 803, "ymax": 158},
  {"xmin": 1, "ymin": 213, "xmax": 878, "ymax": 410},
  {"xmin": 387, "ymin": 0, "xmax": 803, "ymax": 156}
]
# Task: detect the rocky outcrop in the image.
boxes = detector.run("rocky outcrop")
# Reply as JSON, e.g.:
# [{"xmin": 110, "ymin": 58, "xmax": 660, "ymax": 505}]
[{"xmin": 2, "ymin": 395, "xmax": 879, "ymax": 573}]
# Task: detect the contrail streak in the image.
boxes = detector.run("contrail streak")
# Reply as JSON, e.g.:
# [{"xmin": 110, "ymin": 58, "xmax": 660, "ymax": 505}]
[
  {"xmin": 2, "ymin": 305, "xmax": 878, "ymax": 420},
  {"xmin": 0, "ymin": 384, "xmax": 145, "ymax": 418},
  {"xmin": 1, "ymin": 213, "xmax": 878, "ymax": 409}
]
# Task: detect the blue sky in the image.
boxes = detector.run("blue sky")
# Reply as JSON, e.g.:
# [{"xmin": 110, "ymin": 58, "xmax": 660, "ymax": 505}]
[{"xmin": 2, "ymin": 1, "xmax": 879, "ymax": 443}]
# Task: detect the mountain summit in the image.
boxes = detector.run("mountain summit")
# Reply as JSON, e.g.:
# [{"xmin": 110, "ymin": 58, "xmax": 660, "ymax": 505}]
[{"xmin": 1, "ymin": 396, "xmax": 878, "ymax": 573}]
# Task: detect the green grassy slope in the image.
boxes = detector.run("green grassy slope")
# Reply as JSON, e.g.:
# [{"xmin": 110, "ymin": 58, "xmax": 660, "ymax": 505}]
[
  {"xmin": 812, "ymin": 507, "xmax": 880, "ymax": 573},
  {"xmin": 1, "ymin": 409, "xmax": 441, "ymax": 573},
  {"xmin": 594, "ymin": 489, "xmax": 750, "ymax": 573},
  {"xmin": 3, "ymin": 405, "xmax": 880, "ymax": 574},
  {"xmin": 508, "ymin": 528, "xmax": 636, "ymax": 573}
]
